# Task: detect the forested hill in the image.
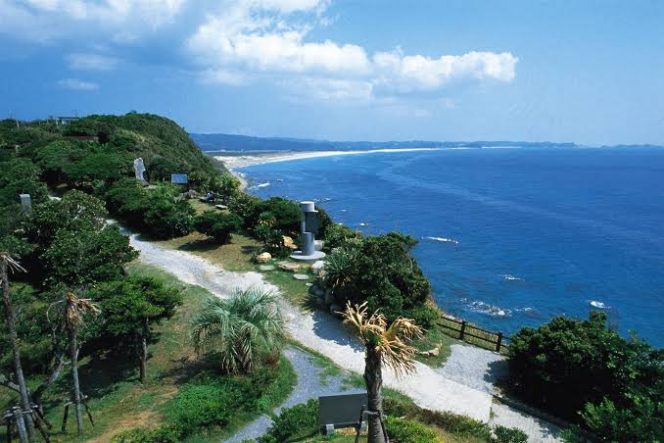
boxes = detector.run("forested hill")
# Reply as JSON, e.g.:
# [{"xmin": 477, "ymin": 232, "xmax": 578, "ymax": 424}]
[
  {"xmin": 191, "ymin": 132, "xmax": 577, "ymax": 152},
  {"xmin": 0, "ymin": 113, "xmax": 225, "ymax": 181}
]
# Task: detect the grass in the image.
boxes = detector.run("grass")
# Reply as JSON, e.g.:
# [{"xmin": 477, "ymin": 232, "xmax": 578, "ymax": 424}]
[
  {"xmin": 0, "ymin": 263, "xmax": 296, "ymax": 442},
  {"xmin": 157, "ymin": 232, "xmax": 260, "ymax": 272},
  {"xmin": 155, "ymin": 231, "xmax": 486, "ymax": 370},
  {"xmin": 412, "ymin": 321, "xmax": 456, "ymax": 367}
]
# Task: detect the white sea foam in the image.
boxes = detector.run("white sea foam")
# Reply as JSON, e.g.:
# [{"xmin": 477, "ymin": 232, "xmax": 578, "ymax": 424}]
[
  {"xmin": 589, "ymin": 300, "xmax": 609, "ymax": 309},
  {"xmin": 425, "ymin": 236, "xmax": 460, "ymax": 245},
  {"xmin": 249, "ymin": 181, "xmax": 271, "ymax": 190},
  {"xmin": 503, "ymin": 274, "xmax": 523, "ymax": 282},
  {"xmin": 358, "ymin": 222, "xmax": 369, "ymax": 226},
  {"xmin": 468, "ymin": 301, "xmax": 511, "ymax": 317}
]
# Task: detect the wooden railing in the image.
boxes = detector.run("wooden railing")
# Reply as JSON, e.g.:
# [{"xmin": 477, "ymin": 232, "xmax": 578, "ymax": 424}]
[{"xmin": 437, "ymin": 315, "xmax": 510, "ymax": 353}]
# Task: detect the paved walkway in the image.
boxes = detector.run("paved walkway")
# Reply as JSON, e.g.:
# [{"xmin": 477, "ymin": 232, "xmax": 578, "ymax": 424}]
[
  {"xmin": 130, "ymin": 234, "xmax": 561, "ymax": 442},
  {"xmin": 225, "ymin": 346, "xmax": 359, "ymax": 443}
]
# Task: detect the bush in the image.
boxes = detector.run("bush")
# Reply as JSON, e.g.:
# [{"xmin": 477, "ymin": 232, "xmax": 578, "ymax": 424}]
[
  {"xmin": 194, "ymin": 211, "xmax": 242, "ymax": 244},
  {"xmin": 227, "ymin": 192, "xmax": 262, "ymax": 229},
  {"xmin": 507, "ymin": 311, "xmax": 664, "ymax": 429},
  {"xmin": 383, "ymin": 396, "xmax": 493, "ymax": 441},
  {"xmin": 106, "ymin": 181, "xmax": 194, "ymax": 239},
  {"xmin": 111, "ymin": 426, "xmax": 181, "ymax": 443},
  {"xmin": 165, "ymin": 363, "xmax": 289, "ymax": 436},
  {"xmin": 257, "ymin": 197, "xmax": 301, "ymax": 235},
  {"xmin": 324, "ymin": 232, "xmax": 432, "ymax": 323},
  {"xmin": 258, "ymin": 399, "xmax": 319, "ymax": 443},
  {"xmin": 416, "ymin": 408, "xmax": 493, "ymax": 441},
  {"xmin": 385, "ymin": 416, "xmax": 443, "ymax": 443},
  {"xmin": 493, "ymin": 425, "xmax": 528, "ymax": 443},
  {"xmin": 322, "ymin": 222, "xmax": 360, "ymax": 251}
]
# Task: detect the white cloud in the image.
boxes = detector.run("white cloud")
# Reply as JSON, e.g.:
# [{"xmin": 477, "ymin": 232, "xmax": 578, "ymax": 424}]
[
  {"xmin": 186, "ymin": 1, "xmax": 518, "ymax": 102},
  {"xmin": 57, "ymin": 78, "xmax": 99, "ymax": 91},
  {"xmin": 67, "ymin": 53, "xmax": 119, "ymax": 71},
  {"xmin": 0, "ymin": 0, "xmax": 186, "ymax": 42}
]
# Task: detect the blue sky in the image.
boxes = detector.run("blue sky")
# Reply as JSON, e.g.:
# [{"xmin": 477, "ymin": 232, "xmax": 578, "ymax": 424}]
[{"xmin": 1, "ymin": 0, "xmax": 663, "ymax": 145}]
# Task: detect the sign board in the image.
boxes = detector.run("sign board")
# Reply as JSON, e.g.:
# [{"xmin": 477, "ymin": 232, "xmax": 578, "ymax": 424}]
[
  {"xmin": 318, "ymin": 392, "xmax": 367, "ymax": 429},
  {"xmin": 171, "ymin": 173, "xmax": 188, "ymax": 185}
]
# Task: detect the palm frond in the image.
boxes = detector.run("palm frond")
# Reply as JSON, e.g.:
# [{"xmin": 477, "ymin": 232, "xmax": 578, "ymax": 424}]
[
  {"xmin": 190, "ymin": 287, "xmax": 284, "ymax": 374},
  {"xmin": 342, "ymin": 302, "xmax": 424, "ymax": 378},
  {"xmin": 0, "ymin": 252, "xmax": 26, "ymax": 274}
]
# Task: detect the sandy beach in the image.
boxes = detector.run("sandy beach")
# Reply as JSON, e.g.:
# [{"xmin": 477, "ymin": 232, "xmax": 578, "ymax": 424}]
[
  {"xmin": 213, "ymin": 147, "xmax": 443, "ymax": 170},
  {"xmin": 212, "ymin": 147, "xmax": 443, "ymax": 190}
]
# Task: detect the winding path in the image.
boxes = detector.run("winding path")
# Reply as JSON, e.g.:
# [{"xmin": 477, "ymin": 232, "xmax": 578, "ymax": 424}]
[{"xmin": 129, "ymin": 234, "xmax": 561, "ymax": 442}]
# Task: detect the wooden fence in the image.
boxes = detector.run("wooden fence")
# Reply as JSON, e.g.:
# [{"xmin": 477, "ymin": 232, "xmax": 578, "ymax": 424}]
[{"xmin": 437, "ymin": 315, "xmax": 510, "ymax": 353}]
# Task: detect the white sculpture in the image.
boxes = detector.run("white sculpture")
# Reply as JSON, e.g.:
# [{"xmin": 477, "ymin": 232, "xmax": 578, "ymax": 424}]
[{"xmin": 133, "ymin": 157, "xmax": 147, "ymax": 183}]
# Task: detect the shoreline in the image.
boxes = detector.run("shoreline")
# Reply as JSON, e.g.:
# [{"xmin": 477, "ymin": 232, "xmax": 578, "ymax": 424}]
[{"xmin": 211, "ymin": 147, "xmax": 444, "ymax": 191}]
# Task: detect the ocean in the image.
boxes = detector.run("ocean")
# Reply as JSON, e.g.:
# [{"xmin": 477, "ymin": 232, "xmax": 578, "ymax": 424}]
[{"xmin": 238, "ymin": 147, "xmax": 664, "ymax": 347}]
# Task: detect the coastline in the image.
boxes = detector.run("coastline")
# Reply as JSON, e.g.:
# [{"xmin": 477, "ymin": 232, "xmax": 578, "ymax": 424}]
[{"xmin": 212, "ymin": 148, "xmax": 443, "ymax": 189}]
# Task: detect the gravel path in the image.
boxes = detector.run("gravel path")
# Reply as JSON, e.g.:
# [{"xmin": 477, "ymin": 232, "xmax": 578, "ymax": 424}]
[
  {"xmin": 226, "ymin": 346, "xmax": 360, "ymax": 443},
  {"xmin": 129, "ymin": 234, "xmax": 561, "ymax": 442}
]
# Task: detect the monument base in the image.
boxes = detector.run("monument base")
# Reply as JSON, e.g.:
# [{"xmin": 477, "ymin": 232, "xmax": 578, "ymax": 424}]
[{"xmin": 290, "ymin": 250, "xmax": 326, "ymax": 262}]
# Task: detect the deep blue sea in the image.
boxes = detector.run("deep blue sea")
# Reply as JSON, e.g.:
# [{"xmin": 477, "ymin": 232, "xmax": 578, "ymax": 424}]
[{"xmin": 239, "ymin": 147, "xmax": 664, "ymax": 347}]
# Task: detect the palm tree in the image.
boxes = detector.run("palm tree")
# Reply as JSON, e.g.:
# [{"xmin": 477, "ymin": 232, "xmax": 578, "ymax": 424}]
[
  {"xmin": 191, "ymin": 288, "xmax": 284, "ymax": 375},
  {"xmin": 0, "ymin": 252, "xmax": 35, "ymax": 441},
  {"xmin": 48, "ymin": 292, "xmax": 100, "ymax": 435},
  {"xmin": 343, "ymin": 302, "xmax": 423, "ymax": 443}
]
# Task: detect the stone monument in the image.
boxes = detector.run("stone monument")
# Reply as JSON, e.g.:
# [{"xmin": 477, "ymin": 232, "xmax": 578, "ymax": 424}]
[
  {"xmin": 133, "ymin": 157, "xmax": 147, "ymax": 183},
  {"xmin": 290, "ymin": 201, "xmax": 326, "ymax": 261},
  {"xmin": 19, "ymin": 194, "xmax": 31, "ymax": 214}
]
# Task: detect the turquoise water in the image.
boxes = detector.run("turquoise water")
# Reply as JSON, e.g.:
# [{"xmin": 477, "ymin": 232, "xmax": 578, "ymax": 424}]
[{"xmin": 239, "ymin": 147, "xmax": 664, "ymax": 346}]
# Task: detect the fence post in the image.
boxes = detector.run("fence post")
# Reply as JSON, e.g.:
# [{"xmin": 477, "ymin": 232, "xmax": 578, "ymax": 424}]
[
  {"xmin": 459, "ymin": 321, "xmax": 466, "ymax": 341},
  {"xmin": 496, "ymin": 332, "xmax": 503, "ymax": 353}
]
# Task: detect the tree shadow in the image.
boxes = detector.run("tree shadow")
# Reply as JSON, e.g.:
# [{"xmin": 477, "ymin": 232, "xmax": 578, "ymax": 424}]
[
  {"xmin": 484, "ymin": 358, "xmax": 509, "ymax": 391},
  {"xmin": 177, "ymin": 238, "xmax": 218, "ymax": 252},
  {"xmin": 311, "ymin": 310, "xmax": 364, "ymax": 353}
]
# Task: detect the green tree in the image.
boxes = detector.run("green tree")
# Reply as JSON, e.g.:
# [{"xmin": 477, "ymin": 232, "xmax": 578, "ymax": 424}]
[
  {"xmin": 194, "ymin": 211, "xmax": 242, "ymax": 244},
  {"xmin": 92, "ymin": 276, "xmax": 182, "ymax": 382},
  {"xmin": 325, "ymin": 232, "xmax": 431, "ymax": 322},
  {"xmin": 41, "ymin": 224, "xmax": 137, "ymax": 286},
  {"xmin": 30, "ymin": 190, "xmax": 108, "ymax": 246},
  {"xmin": 0, "ymin": 158, "xmax": 48, "ymax": 208},
  {"xmin": 581, "ymin": 395, "xmax": 664, "ymax": 442},
  {"xmin": 142, "ymin": 187, "xmax": 195, "ymax": 239},
  {"xmin": 508, "ymin": 311, "xmax": 664, "ymax": 430},
  {"xmin": 191, "ymin": 288, "xmax": 284, "ymax": 375},
  {"xmin": 34, "ymin": 139, "xmax": 89, "ymax": 185}
]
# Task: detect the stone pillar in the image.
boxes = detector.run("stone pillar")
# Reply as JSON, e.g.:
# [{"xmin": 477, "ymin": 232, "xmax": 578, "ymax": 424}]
[
  {"xmin": 291, "ymin": 201, "xmax": 326, "ymax": 261},
  {"xmin": 19, "ymin": 194, "xmax": 31, "ymax": 214}
]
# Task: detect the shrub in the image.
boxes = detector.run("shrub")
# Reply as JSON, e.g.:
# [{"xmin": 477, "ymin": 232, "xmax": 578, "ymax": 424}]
[
  {"xmin": 322, "ymin": 222, "xmax": 361, "ymax": 251},
  {"xmin": 111, "ymin": 426, "xmax": 181, "ymax": 443},
  {"xmin": 508, "ymin": 311, "xmax": 664, "ymax": 428},
  {"xmin": 385, "ymin": 416, "xmax": 443, "ymax": 443},
  {"xmin": 324, "ymin": 232, "xmax": 432, "ymax": 323},
  {"xmin": 143, "ymin": 187, "xmax": 195, "ymax": 239},
  {"xmin": 257, "ymin": 197, "xmax": 301, "ymax": 235},
  {"xmin": 415, "ymin": 408, "xmax": 493, "ymax": 440},
  {"xmin": 258, "ymin": 399, "xmax": 319, "ymax": 443},
  {"xmin": 409, "ymin": 304, "xmax": 440, "ymax": 329},
  {"xmin": 227, "ymin": 192, "xmax": 262, "ymax": 229},
  {"xmin": 493, "ymin": 425, "xmax": 528, "ymax": 443},
  {"xmin": 194, "ymin": 211, "xmax": 242, "ymax": 244}
]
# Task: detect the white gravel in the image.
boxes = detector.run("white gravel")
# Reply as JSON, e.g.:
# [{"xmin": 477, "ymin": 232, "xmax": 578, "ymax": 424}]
[{"xmin": 129, "ymin": 234, "xmax": 561, "ymax": 442}]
